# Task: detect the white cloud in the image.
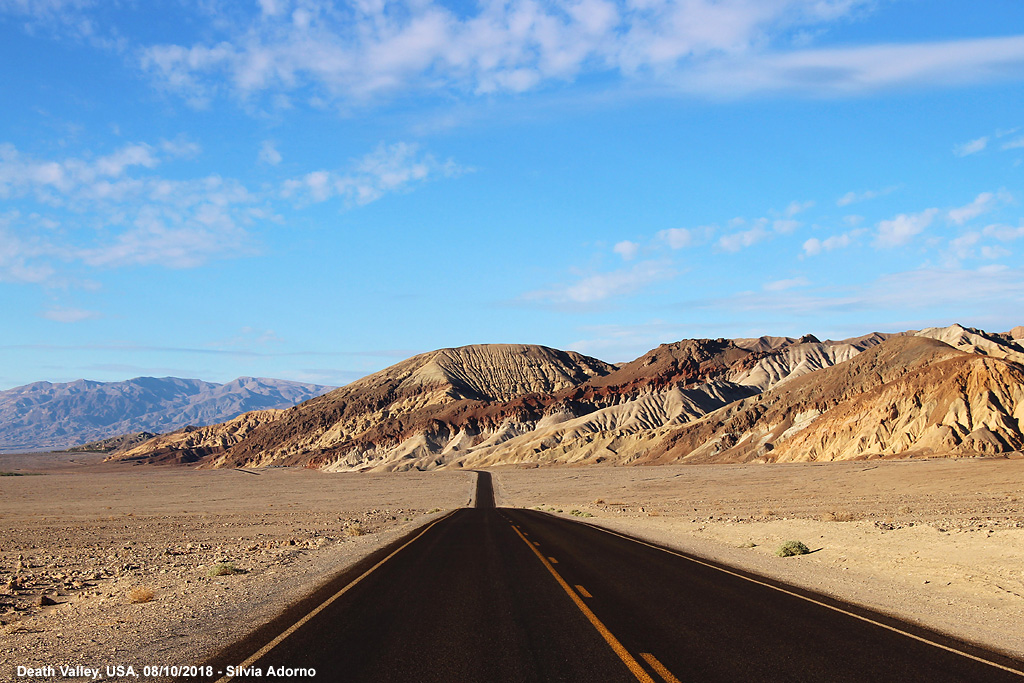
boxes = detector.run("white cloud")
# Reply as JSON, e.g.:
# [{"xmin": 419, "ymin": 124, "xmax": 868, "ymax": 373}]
[
  {"xmin": 259, "ymin": 140, "xmax": 282, "ymax": 165},
  {"xmin": 281, "ymin": 142, "xmax": 466, "ymax": 206},
  {"xmin": 784, "ymin": 200, "xmax": 814, "ymax": 217},
  {"xmin": 658, "ymin": 226, "xmax": 712, "ymax": 249},
  {"xmin": 763, "ymin": 276, "xmax": 810, "ymax": 291},
  {"xmin": 0, "ymin": 214, "xmax": 56, "ymax": 284},
  {"xmin": 678, "ymin": 36, "xmax": 1024, "ymax": 97},
  {"xmin": 954, "ymin": 136, "xmax": 989, "ymax": 157},
  {"xmin": 1001, "ymin": 136, "xmax": 1024, "ymax": 150},
  {"xmin": 802, "ymin": 231, "xmax": 855, "ymax": 256},
  {"xmin": 946, "ymin": 231, "xmax": 981, "ymax": 261},
  {"xmin": 717, "ymin": 219, "xmax": 770, "ymax": 252},
  {"xmin": 772, "ymin": 218, "xmax": 800, "ymax": 234},
  {"xmin": 984, "ymin": 222, "xmax": 1024, "ymax": 242},
  {"xmin": 874, "ymin": 208, "xmax": 938, "ymax": 248},
  {"xmin": 524, "ymin": 259, "xmax": 675, "ymax": 305},
  {"xmin": 40, "ymin": 307, "xmax": 102, "ymax": 323},
  {"xmin": 836, "ymin": 185, "xmax": 897, "ymax": 206},
  {"xmin": 613, "ymin": 240, "xmax": 639, "ymax": 260},
  {"xmin": 980, "ymin": 245, "xmax": 1011, "ymax": 260},
  {"xmin": 0, "ymin": 140, "xmax": 198, "ymax": 202},
  {"xmin": 947, "ymin": 191, "xmax": 1010, "ymax": 225},
  {"xmin": 0, "ymin": 138, "xmax": 465, "ymax": 282},
  {"xmin": 142, "ymin": 0, "xmax": 1024, "ymax": 106},
  {"xmin": 713, "ymin": 266, "xmax": 1024, "ymax": 319}
]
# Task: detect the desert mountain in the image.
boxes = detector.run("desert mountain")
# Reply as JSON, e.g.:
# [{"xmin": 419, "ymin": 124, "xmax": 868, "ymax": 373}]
[
  {"xmin": 113, "ymin": 323, "xmax": 1024, "ymax": 471},
  {"xmin": 0, "ymin": 376, "xmax": 334, "ymax": 451},
  {"xmin": 115, "ymin": 344, "xmax": 615, "ymax": 467},
  {"xmin": 646, "ymin": 335, "xmax": 1024, "ymax": 464}
]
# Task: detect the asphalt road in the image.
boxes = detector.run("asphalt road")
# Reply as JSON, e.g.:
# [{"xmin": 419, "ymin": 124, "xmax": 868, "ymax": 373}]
[{"xmin": 195, "ymin": 472, "xmax": 1024, "ymax": 683}]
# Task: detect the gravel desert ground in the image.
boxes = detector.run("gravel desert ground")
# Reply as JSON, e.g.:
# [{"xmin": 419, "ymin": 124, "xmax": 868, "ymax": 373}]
[
  {"xmin": 2, "ymin": 454, "xmax": 1023, "ymax": 681},
  {"xmin": 0, "ymin": 453, "xmax": 471, "ymax": 682}
]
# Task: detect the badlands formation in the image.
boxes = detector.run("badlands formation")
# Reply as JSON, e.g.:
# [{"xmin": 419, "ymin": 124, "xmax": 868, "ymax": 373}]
[{"xmin": 115, "ymin": 323, "xmax": 1024, "ymax": 471}]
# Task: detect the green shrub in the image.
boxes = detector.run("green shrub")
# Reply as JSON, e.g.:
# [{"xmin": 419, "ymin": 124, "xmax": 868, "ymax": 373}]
[
  {"xmin": 776, "ymin": 540, "xmax": 811, "ymax": 557},
  {"xmin": 569, "ymin": 510, "xmax": 594, "ymax": 518},
  {"xmin": 207, "ymin": 561, "xmax": 244, "ymax": 577}
]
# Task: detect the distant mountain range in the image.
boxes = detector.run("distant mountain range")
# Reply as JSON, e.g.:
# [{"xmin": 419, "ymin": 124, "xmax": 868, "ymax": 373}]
[
  {"xmin": 0, "ymin": 376, "xmax": 335, "ymax": 451},
  {"xmin": 111, "ymin": 323, "xmax": 1024, "ymax": 470}
]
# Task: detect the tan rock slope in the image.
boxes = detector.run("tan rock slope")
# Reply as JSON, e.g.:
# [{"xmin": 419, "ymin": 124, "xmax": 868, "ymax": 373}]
[
  {"xmin": 646, "ymin": 336, "xmax": 1024, "ymax": 464},
  {"xmin": 114, "ymin": 324, "xmax": 1024, "ymax": 470},
  {"xmin": 115, "ymin": 344, "xmax": 615, "ymax": 469}
]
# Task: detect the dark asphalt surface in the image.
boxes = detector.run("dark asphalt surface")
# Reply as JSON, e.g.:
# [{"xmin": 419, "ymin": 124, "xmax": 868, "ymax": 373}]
[{"xmin": 197, "ymin": 472, "xmax": 1024, "ymax": 683}]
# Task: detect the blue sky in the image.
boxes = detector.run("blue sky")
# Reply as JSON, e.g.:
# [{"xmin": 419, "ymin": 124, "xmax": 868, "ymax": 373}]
[{"xmin": 2, "ymin": 0, "xmax": 1024, "ymax": 388}]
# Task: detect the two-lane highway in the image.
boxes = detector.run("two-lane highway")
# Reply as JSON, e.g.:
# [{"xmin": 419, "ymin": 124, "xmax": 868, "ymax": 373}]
[{"xmin": 194, "ymin": 471, "xmax": 1024, "ymax": 682}]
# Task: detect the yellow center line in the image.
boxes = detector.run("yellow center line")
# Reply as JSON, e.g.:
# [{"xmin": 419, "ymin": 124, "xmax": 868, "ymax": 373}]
[
  {"xmin": 212, "ymin": 510, "xmax": 459, "ymax": 683},
  {"xmin": 548, "ymin": 556, "xmax": 559, "ymax": 564},
  {"xmin": 586, "ymin": 523, "xmax": 1024, "ymax": 678},
  {"xmin": 640, "ymin": 652, "xmax": 682, "ymax": 683},
  {"xmin": 509, "ymin": 522, "xmax": 655, "ymax": 683},
  {"xmin": 575, "ymin": 584, "xmax": 593, "ymax": 598}
]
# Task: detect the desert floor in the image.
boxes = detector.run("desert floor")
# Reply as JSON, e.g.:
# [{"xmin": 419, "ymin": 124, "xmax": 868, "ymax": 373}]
[
  {"xmin": 0, "ymin": 453, "xmax": 471, "ymax": 681},
  {"xmin": 2, "ymin": 454, "xmax": 1023, "ymax": 681}
]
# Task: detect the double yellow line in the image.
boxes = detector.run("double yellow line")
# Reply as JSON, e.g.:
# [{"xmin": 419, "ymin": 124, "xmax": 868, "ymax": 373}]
[{"xmin": 509, "ymin": 522, "xmax": 679, "ymax": 683}]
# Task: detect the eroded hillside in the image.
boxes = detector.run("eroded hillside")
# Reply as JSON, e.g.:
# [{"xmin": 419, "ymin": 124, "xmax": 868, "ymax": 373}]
[{"xmin": 113, "ymin": 324, "xmax": 1024, "ymax": 470}]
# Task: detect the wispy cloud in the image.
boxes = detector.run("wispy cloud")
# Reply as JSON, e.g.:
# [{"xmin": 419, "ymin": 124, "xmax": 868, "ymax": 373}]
[
  {"xmin": 706, "ymin": 266, "xmax": 1024, "ymax": 318},
  {"xmin": 139, "ymin": 0, "xmax": 860, "ymax": 99},
  {"xmin": 1002, "ymin": 136, "xmax": 1024, "ymax": 151},
  {"xmin": 954, "ymin": 136, "xmax": 989, "ymax": 157},
  {"xmin": 259, "ymin": 140, "xmax": 282, "ymax": 165},
  {"xmin": 836, "ymin": 185, "xmax": 898, "ymax": 206},
  {"xmin": 613, "ymin": 240, "xmax": 639, "ymax": 260},
  {"xmin": 0, "ymin": 141, "xmax": 263, "ymax": 279},
  {"xmin": 718, "ymin": 220, "xmax": 771, "ymax": 252},
  {"xmin": 947, "ymin": 190, "xmax": 1011, "ymax": 225},
  {"xmin": 984, "ymin": 222, "xmax": 1024, "ymax": 242},
  {"xmin": 763, "ymin": 276, "xmax": 810, "ymax": 291},
  {"xmin": 657, "ymin": 226, "xmax": 714, "ymax": 249},
  {"xmin": 874, "ymin": 208, "xmax": 938, "ymax": 248},
  {"xmin": 802, "ymin": 230, "xmax": 857, "ymax": 256},
  {"xmin": 39, "ymin": 307, "xmax": 102, "ymax": 323},
  {"xmin": 717, "ymin": 215, "xmax": 803, "ymax": 252},
  {"xmin": 130, "ymin": 1, "xmax": 1024, "ymax": 107},
  {"xmin": 523, "ymin": 259, "xmax": 676, "ymax": 306},
  {"xmin": 0, "ymin": 138, "xmax": 464, "ymax": 284},
  {"xmin": 679, "ymin": 36, "xmax": 1024, "ymax": 98},
  {"xmin": 280, "ymin": 142, "xmax": 466, "ymax": 206}
]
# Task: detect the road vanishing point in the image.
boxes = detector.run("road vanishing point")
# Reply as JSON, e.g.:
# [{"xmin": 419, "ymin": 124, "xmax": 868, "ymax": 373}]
[{"xmin": 190, "ymin": 471, "xmax": 1024, "ymax": 683}]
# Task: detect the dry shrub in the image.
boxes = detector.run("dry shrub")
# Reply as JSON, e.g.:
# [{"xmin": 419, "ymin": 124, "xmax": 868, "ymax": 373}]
[
  {"xmin": 823, "ymin": 510, "xmax": 860, "ymax": 522},
  {"xmin": 897, "ymin": 505, "xmax": 913, "ymax": 514},
  {"xmin": 128, "ymin": 586, "xmax": 154, "ymax": 603},
  {"xmin": 344, "ymin": 524, "xmax": 365, "ymax": 537}
]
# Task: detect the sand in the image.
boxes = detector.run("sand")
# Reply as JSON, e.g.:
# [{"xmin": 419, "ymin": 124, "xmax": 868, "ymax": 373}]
[{"xmin": 2, "ymin": 453, "xmax": 1023, "ymax": 681}]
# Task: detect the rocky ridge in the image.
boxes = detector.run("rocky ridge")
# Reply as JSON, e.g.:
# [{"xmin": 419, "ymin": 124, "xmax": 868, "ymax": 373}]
[{"xmin": 113, "ymin": 324, "xmax": 1024, "ymax": 470}]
